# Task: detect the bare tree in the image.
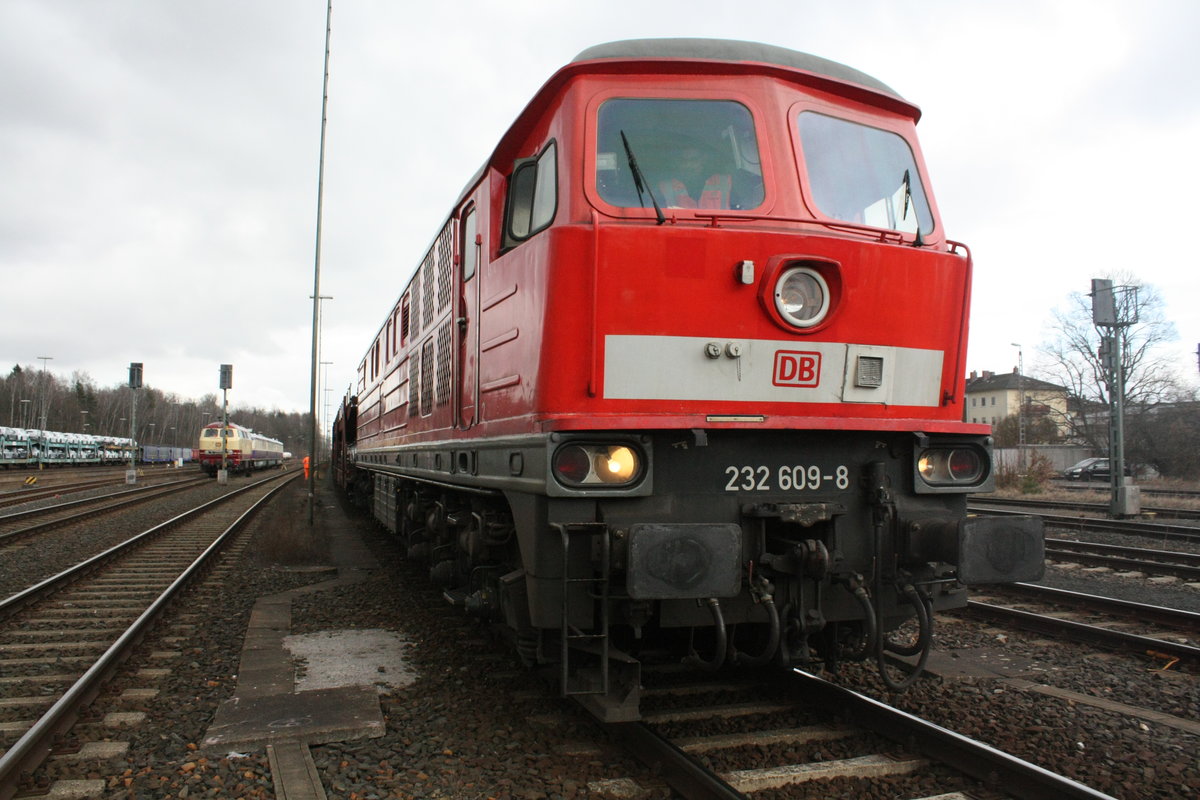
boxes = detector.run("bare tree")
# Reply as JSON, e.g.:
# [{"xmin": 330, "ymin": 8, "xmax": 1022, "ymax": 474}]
[
  {"xmin": 1039, "ymin": 273, "xmax": 1182, "ymax": 450},
  {"xmin": 993, "ymin": 413, "xmax": 1061, "ymax": 447},
  {"xmin": 1, "ymin": 366, "xmax": 309, "ymax": 453},
  {"xmin": 1125, "ymin": 385, "xmax": 1200, "ymax": 479}
]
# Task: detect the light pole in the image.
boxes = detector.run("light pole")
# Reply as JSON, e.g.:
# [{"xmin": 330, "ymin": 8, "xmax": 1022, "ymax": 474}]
[
  {"xmin": 36, "ymin": 355, "xmax": 52, "ymax": 431},
  {"xmin": 308, "ymin": 0, "xmax": 333, "ymax": 526},
  {"xmin": 309, "ymin": 294, "xmax": 331, "ymax": 523},
  {"xmin": 319, "ymin": 360, "xmax": 333, "ymax": 452},
  {"xmin": 1010, "ymin": 343, "xmax": 1025, "ymax": 473}
]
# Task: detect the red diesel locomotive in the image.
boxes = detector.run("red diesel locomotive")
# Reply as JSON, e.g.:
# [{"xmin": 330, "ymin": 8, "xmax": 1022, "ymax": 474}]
[{"xmin": 331, "ymin": 39, "xmax": 1043, "ymax": 720}]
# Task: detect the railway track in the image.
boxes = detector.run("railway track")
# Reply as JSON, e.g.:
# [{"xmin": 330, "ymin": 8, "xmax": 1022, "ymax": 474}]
[
  {"xmin": 0, "ymin": 471, "xmax": 298, "ymax": 799},
  {"xmin": 611, "ymin": 666, "xmax": 1116, "ymax": 799},
  {"xmin": 971, "ymin": 495, "xmax": 1200, "ymax": 522},
  {"xmin": 1050, "ymin": 481, "xmax": 1200, "ymax": 501},
  {"xmin": 0, "ymin": 476, "xmax": 129, "ymax": 509},
  {"xmin": 0, "ymin": 467, "xmax": 202, "ymax": 508},
  {"xmin": 0, "ymin": 476, "xmax": 211, "ymax": 547},
  {"xmin": 1044, "ymin": 537, "xmax": 1200, "ymax": 582},
  {"xmin": 0, "ymin": 463, "xmax": 197, "ymax": 484},
  {"xmin": 964, "ymin": 584, "xmax": 1200, "ymax": 663},
  {"xmin": 967, "ymin": 503, "xmax": 1200, "ymax": 544}
]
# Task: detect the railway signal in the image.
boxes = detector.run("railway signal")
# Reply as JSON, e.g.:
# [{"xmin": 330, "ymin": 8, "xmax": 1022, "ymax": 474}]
[
  {"xmin": 218, "ymin": 364, "xmax": 232, "ymax": 484},
  {"xmin": 126, "ymin": 362, "xmax": 142, "ymax": 484},
  {"xmin": 1090, "ymin": 279, "xmax": 1140, "ymax": 517}
]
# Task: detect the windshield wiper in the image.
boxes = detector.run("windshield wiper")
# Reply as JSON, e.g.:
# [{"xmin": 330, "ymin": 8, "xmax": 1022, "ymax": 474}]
[
  {"xmin": 620, "ymin": 131, "xmax": 666, "ymax": 225},
  {"xmin": 901, "ymin": 169, "xmax": 925, "ymax": 247}
]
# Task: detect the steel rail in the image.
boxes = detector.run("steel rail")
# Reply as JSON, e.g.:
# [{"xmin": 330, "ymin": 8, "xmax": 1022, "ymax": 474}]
[
  {"xmin": 967, "ymin": 505, "xmax": 1200, "ymax": 543},
  {"xmin": 1005, "ymin": 582, "xmax": 1200, "ymax": 629},
  {"xmin": 612, "ymin": 721, "xmax": 748, "ymax": 800},
  {"xmin": 1042, "ymin": 547, "xmax": 1200, "ymax": 582},
  {"xmin": 788, "ymin": 668, "xmax": 1117, "ymax": 800},
  {"xmin": 614, "ymin": 665, "xmax": 1123, "ymax": 799},
  {"xmin": 0, "ymin": 475, "xmax": 279, "ymax": 619},
  {"xmin": 0, "ymin": 477, "xmax": 211, "ymax": 548},
  {"xmin": 0, "ymin": 472, "xmax": 298, "ymax": 800},
  {"xmin": 0, "ymin": 477, "xmax": 121, "ymax": 507},
  {"xmin": 1045, "ymin": 538, "xmax": 1200, "ymax": 566},
  {"xmin": 970, "ymin": 495, "xmax": 1200, "ymax": 521},
  {"xmin": 0, "ymin": 476, "xmax": 205, "ymax": 525},
  {"xmin": 965, "ymin": 601, "xmax": 1200, "ymax": 661},
  {"xmin": 1049, "ymin": 482, "xmax": 1200, "ymax": 500}
]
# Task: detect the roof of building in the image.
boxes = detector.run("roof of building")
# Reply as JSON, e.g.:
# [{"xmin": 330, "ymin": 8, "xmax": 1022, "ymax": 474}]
[{"xmin": 965, "ymin": 370, "xmax": 1067, "ymax": 394}]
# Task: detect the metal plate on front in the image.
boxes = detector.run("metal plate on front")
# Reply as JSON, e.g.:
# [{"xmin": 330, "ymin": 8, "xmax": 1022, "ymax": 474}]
[
  {"xmin": 958, "ymin": 514, "xmax": 1045, "ymax": 584},
  {"xmin": 627, "ymin": 523, "xmax": 742, "ymax": 599}
]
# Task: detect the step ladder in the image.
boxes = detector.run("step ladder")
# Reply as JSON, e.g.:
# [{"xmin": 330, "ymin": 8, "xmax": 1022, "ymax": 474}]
[{"xmin": 554, "ymin": 521, "xmax": 611, "ymax": 699}]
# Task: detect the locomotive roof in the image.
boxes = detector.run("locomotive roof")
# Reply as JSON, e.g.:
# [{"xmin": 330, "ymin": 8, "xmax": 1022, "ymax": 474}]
[
  {"xmin": 451, "ymin": 38, "xmax": 915, "ymax": 207},
  {"xmin": 572, "ymin": 38, "xmax": 904, "ymax": 101},
  {"xmin": 429, "ymin": 36, "xmax": 921, "ymax": 292}
]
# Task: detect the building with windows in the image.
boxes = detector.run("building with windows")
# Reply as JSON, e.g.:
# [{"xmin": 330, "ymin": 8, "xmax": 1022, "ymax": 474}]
[{"xmin": 964, "ymin": 369, "xmax": 1071, "ymax": 436}]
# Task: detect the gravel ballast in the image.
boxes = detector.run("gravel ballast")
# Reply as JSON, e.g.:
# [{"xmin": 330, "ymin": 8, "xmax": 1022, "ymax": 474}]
[{"xmin": 18, "ymin": 476, "xmax": 1198, "ymax": 799}]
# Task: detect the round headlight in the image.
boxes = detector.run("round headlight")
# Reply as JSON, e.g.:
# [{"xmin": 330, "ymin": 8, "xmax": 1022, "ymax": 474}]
[
  {"xmin": 918, "ymin": 447, "xmax": 984, "ymax": 485},
  {"xmin": 774, "ymin": 267, "xmax": 830, "ymax": 328},
  {"xmin": 917, "ymin": 450, "xmax": 945, "ymax": 482},
  {"xmin": 593, "ymin": 446, "xmax": 639, "ymax": 484},
  {"xmin": 553, "ymin": 443, "xmax": 643, "ymax": 487}
]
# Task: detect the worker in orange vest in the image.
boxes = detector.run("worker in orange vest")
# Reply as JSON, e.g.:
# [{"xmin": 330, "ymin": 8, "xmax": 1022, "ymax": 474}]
[{"xmin": 303, "ymin": 455, "xmax": 310, "ymax": 479}]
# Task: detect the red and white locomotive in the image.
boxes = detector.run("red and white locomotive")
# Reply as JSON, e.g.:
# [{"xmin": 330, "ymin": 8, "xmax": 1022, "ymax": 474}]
[{"xmin": 332, "ymin": 39, "xmax": 1042, "ymax": 720}]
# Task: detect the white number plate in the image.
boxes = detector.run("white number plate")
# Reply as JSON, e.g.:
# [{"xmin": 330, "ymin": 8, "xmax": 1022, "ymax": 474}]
[{"xmin": 723, "ymin": 464, "xmax": 850, "ymax": 492}]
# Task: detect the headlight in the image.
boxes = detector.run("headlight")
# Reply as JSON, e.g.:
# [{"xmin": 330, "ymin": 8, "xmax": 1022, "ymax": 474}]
[
  {"xmin": 917, "ymin": 447, "xmax": 985, "ymax": 485},
  {"xmin": 553, "ymin": 443, "xmax": 643, "ymax": 487},
  {"xmin": 774, "ymin": 267, "xmax": 830, "ymax": 328}
]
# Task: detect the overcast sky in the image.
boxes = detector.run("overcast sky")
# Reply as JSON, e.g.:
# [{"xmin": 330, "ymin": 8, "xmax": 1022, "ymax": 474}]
[{"xmin": 4, "ymin": 0, "xmax": 1197, "ymax": 431}]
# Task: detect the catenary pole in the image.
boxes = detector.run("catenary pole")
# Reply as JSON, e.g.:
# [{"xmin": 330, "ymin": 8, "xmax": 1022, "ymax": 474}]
[{"xmin": 308, "ymin": 0, "xmax": 332, "ymax": 526}]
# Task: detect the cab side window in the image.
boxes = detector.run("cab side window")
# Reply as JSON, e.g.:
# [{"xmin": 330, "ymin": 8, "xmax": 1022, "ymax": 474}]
[
  {"xmin": 461, "ymin": 207, "xmax": 478, "ymax": 281},
  {"xmin": 503, "ymin": 141, "xmax": 557, "ymax": 248}
]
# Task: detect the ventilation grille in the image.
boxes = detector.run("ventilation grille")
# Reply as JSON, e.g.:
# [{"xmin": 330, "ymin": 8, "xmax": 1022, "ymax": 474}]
[
  {"xmin": 422, "ymin": 253, "xmax": 435, "ymax": 329},
  {"xmin": 410, "ymin": 272, "xmax": 422, "ymax": 337},
  {"xmin": 408, "ymin": 356, "xmax": 420, "ymax": 418},
  {"xmin": 436, "ymin": 321, "xmax": 452, "ymax": 407},
  {"xmin": 420, "ymin": 338, "xmax": 435, "ymax": 416},
  {"xmin": 856, "ymin": 356, "xmax": 884, "ymax": 388},
  {"xmin": 436, "ymin": 222, "xmax": 453, "ymax": 312}
]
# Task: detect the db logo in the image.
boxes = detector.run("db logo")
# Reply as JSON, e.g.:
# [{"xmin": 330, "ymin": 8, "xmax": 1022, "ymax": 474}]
[{"xmin": 773, "ymin": 350, "xmax": 821, "ymax": 387}]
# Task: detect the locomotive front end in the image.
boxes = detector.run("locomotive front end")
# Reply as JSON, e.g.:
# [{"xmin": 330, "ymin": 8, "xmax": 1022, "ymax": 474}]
[
  {"xmin": 537, "ymin": 43, "xmax": 1045, "ymax": 703},
  {"xmin": 336, "ymin": 39, "xmax": 1046, "ymax": 723}
]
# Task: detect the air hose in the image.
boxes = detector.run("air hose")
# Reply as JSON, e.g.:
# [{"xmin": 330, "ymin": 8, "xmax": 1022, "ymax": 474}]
[
  {"xmin": 875, "ymin": 583, "xmax": 934, "ymax": 691},
  {"xmin": 683, "ymin": 597, "xmax": 727, "ymax": 671}
]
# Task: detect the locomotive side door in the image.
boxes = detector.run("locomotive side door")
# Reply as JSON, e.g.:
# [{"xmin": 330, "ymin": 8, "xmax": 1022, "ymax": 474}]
[{"xmin": 457, "ymin": 204, "xmax": 481, "ymax": 429}]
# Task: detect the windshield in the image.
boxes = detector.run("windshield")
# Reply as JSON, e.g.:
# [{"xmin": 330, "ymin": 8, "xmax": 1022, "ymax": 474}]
[
  {"xmin": 797, "ymin": 112, "xmax": 933, "ymax": 236},
  {"xmin": 596, "ymin": 98, "xmax": 765, "ymax": 211}
]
